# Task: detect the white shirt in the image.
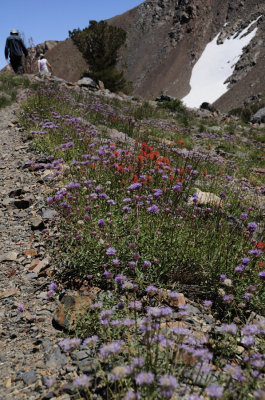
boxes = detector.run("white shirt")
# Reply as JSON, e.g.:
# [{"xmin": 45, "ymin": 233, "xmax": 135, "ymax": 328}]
[{"xmin": 38, "ymin": 58, "xmax": 49, "ymax": 72}]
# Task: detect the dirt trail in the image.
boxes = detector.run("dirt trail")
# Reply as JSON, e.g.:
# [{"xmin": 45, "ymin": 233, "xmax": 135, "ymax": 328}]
[{"xmin": 0, "ymin": 100, "xmax": 66, "ymax": 400}]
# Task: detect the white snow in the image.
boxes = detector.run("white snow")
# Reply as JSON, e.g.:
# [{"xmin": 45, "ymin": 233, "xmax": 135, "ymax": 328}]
[{"xmin": 182, "ymin": 17, "xmax": 261, "ymax": 108}]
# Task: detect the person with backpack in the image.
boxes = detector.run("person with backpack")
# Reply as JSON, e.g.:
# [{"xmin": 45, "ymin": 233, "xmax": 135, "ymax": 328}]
[{"xmin": 5, "ymin": 29, "xmax": 28, "ymax": 74}]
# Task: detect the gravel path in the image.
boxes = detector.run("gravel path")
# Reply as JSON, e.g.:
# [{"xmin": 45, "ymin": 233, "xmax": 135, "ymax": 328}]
[{"xmin": 0, "ymin": 100, "xmax": 69, "ymax": 400}]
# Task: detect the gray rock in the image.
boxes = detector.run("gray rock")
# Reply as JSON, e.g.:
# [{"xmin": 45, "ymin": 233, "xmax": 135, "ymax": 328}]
[
  {"xmin": 251, "ymin": 107, "xmax": 265, "ymax": 124},
  {"xmin": 30, "ymin": 215, "xmax": 45, "ymax": 230},
  {"xmin": 77, "ymin": 77, "xmax": 97, "ymax": 89},
  {"xmin": 45, "ymin": 347, "xmax": 67, "ymax": 369},
  {"xmin": 41, "ymin": 208, "xmax": 57, "ymax": 220},
  {"xmin": 22, "ymin": 369, "xmax": 37, "ymax": 385}
]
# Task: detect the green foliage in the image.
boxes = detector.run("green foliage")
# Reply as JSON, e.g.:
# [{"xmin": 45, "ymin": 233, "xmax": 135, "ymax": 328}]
[
  {"xmin": 69, "ymin": 20, "xmax": 129, "ymax": 93},
  {"xmin": 157, "ymin": 98, "xmax": 185, "ymax": 113},
  {"xmin": 0, "ymin": 73, "xmax": 30, "ymax": 109}
]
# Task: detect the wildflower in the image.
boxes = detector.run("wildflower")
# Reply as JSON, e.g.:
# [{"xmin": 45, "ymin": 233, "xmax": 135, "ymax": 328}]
[
  {"xmin": 242, "ymin": 336, "xmax": 256, "ymax": 346},
  {"xmin": 103, "ymin": 270, "xmax": 113, "ymax": 280},
  {"xmin": 242, "ymin": 257, "xmax": 249, "ymax": 264},
  {"xmin": 129, "ymin": 301, "xmax": 142, "ymax": 310},
  {"xmin": 206, "ymin": 383, "xmax": 223, "ymax": 398},
  {"xmin": 131, "ymin": 357, "xmax": 145, "ymax": 369},
  {"xmin": 223, "ymin": 364, "xmax": 245, "ymax": 381},
  {"xmin": 144, "ymin": 260, "xmax": 151, "ymax": 268},
  {"xmin": 109, "ymin": 365, "xmax": 131, "ymax": 381},
  {"xmin": 73, "ymin": 374, "xmax": 91, "ymax": 387},
  {"xmin": 83, "ymin": 336, "xmax": 98, "ymax": 346},
  {"xmin": 146, "ymin": 285, "xmax": 158, "ymax": 294},
  {"xmin": 259, "ymin": 271, "xmax": 265, "ymax": 280},
  {"xmin": 129, "ymin": 261, "xmax": 136, "ymax": 269},
  {"xmin": 89, "ymin": 301, "xmax": 103, "ymax": 309},
  {"xmin": 58, "ymin": 337, "xmax": 81, "ymax": 352},
  {"xmin": 123, "ymin": 318, "xmax": 135, "ymax": 327},
  {"xmin": 114, "ymin": 274, "xmax": 127, "ymax": 284},
  {"xmin": 253, "ymin": 390, "xmax": 265, "ymax": 399},
  {"xmin": 44, "ymin": 377, "xmax": 56, "ymax": 387},
  {"xmin": 240, "ymin": 212, "xmax": 248, "ymax": 221},
  {"xmin": 106, "ymin": 247, "xmax": 116, "ymax": 255},
  {"xmin": 99, "ymin": 310, "xmax": 113, "ymax": 325},
  {"xmin": 220, "ymin": 324, "xmax": 237, "ymax": 334},
  {"xmin": 98, "ymin": 340, "xmax": 125, "ymax": 360},
  {"xmin": 127, "ymin": 182, "xmax": 142, "ymax": 191},
  {"xmin": 48, "ymin": 282, "xmax": 58, "ymax": 291},
  {"xmin": 248, "ymin": 222, "xmax": 257, "ymax": 232},
  {"xmin": 17, "ymin": 303, "xmax": 25, "ymax": 312},
  {"xmin": 159, "ymin": 374, "xmax": 178, "ymax": 398},
  {"xmin": 113, "ymin": 258, "xmax": 120, "ymax": 266},
  {"xmin": 147, "ymin": 205, "xmax": 160, "ymax": 213},
  {"xmin": 241, "ymin": 324, "xmax": 259, "ymax": 336},
  {"xmin": 125, "ymin": 389, "xmax": 141, "ymax": 400},
  {"xmin": 136, "ymin": 372, "xmax": 154, "ymax": 386},
  {"xmin": 98, "ymin": 218, "xmax": 106, "ymax": 227},
  {"xmin": 203, "ymin": 300, "xmax": 212, "ymax": 307}
]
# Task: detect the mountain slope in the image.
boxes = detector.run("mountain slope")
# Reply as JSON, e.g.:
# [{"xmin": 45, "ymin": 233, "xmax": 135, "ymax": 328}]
[{"xmin": 108, "ymin": 0, "xmax": 265, "ymax": 111}]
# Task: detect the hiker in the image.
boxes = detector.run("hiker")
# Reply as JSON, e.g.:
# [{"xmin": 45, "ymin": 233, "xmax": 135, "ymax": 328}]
[
  {"xmin": 5, "ymin": 29, "xmax": 28, "ymax": 74},
  {"xmin": 37, "ymin": 54, "xmax": 52, "ymax": 75}
]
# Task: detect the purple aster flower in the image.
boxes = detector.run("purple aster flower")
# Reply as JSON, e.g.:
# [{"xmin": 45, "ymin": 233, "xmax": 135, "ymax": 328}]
[
  {"xmin": 203, "ymin": 300, "xmax": 212, "ymax": 307},
  {"xmin": 98, "ymin": 218, "xmax": 106, "ymax": 227},
  {"xmin": 122, "ymin": 318, "xmax": 135, "ymax": 327},
  {"xmin": 109, "ymin": 365, "xmax": 131, "ymax": 381},
  {"xmin": 146, "ymin": 285, "xmax": 158, "ymax": 294},
  {"xmin": 129, "ymin": 301, "xmax": 142, "ymax": 310},
  {"xmin": 259, "ymin": 271, "xmax": 265, "ymax": 280},
  {"xmin": 73, "ymin": 374, "xmax": 91, "ymax": 387},
  {"xmin": 144, "ymin": 260, "xmax": 151, "ymax": 268},
  {"xmin": 125, "ymin": 389, "xmax": 141, "ymax": 400},
  {"xmin": 241, "ymin": 324, "xmax": 259, "ymax": 336},
  {"xmin": 220, "ymin": 324, "xmax": 237, "ymax": 334},
  {"xmin": 206, "ymin": 383, "xmax": 223, "ymax": 398},
  {"xmin": 127, "ymin": 183, "xmax": 142, "ymax": 191},
  {"xmin": 129, "ymin": 261, "xmax": 136, "ymax": 269},
  {"xmin": 242, "ymin": 257, "xmax": 250, "ymax": 264},
  {"xmin": 17, "ymin": 303, "xmax": 25, "ymax": 312},
  {"xmin": 58, "ymin": 337, "xmax": 81, "ymax": 352},
  {"xmin": 48, "ymin": 282, "xmax": 58, "ymax": 291},
  {"xmin": 106, "ymin": 247, "xmax": 116, "ymax": 255},
  {"xmin": 240, "ymin": 212, "xmax": 248, "ymax": 221},
  {"xmin": 103, "ymin": 270, "xmax": 113, "ymax": 280},
  {"xmin": 242, "ymin": 336, "xmax": 256, "ymax": 346},
  {"xmin": 99, "ymin": 340, "xmax": 125, "ymax": 360},
  {"xmin": 147, "ymin": 205, "xmax": 160, "ymax": 214},
  {"xmin": 159, "ymin": 374, "xmax": 178, "ymax": 390},
  {"xmin": 136, "ymin": 372, "xmax": 154, "ymax": 386},
  {"xmin": 114, "ymin": 274, "xmax": 127, "ymax": 284},
  {"xmin": 249, "ymin": 249, "xmax": 262, "ymax": 255},
  {"xmin": 44, "ymin": 377, "xmax": 56, "ymax": 388},
  {"xmin": 83, "ymin": 336, "xmax": 98, "ymax": 346},
  {"xmin": 131, "ymin": 357, "xmax": 145, "ymax": 369},
  {"xmin": 254, "ymin": 390, "xmax": 265, "ymax": 399},
  {"xmin": 247, "ymin": 222, "xmax": 257, "ymax": 232},
  {"xmin": 113, "ymin": 258, "xmax": 120, "ymax": 266}
]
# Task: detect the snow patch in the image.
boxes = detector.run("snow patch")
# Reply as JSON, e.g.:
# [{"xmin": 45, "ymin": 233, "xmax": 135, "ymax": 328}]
[{"xmin": 182, "ymin": 17, "xmax": 261, "ymax": 109}]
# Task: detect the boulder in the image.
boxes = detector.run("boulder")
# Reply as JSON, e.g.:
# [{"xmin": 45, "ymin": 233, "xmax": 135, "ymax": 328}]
[
  {"xmin": 251, "ymin": 107, "xmax": 265, "ymax": 124},
  {"xmin": 77, "ymin": 77, "xmax": 97, "ymax": 89}
]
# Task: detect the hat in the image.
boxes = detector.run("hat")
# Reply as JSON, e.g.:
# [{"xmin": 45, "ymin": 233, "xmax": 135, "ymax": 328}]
[{"xmin": 10, "ymin": 29, "xmax": 18, "ymax": 34}]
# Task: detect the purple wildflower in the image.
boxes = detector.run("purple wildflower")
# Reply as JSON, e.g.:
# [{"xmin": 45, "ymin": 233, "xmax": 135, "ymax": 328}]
[
  {"xmin": 73, "ymin": 374, "xmax": 91, "ymax": 387},
  {"xmin": 147, "ymin": 205, "xmax": 160, "ymax": 214},
  {"xmin": 136, "ymin": 372, "xmax": 154, "ymax": 386},
  {"xmin": 98, "ymin": 340, "xmax": 125, "ymax": 360},
  {"xmin": 127, "ymin": 183, "xmax": 142, "ymax": 191},
  {"xmin": 144, "ymin": 260, "xmax": 151, "ymax": 268},
  {"xmin": 109, "ymin": 365, "xmax": 131, "ymax": 381},
  {"xmin": 17, "ymin": 303, "xmax": 25, "ymax": 312},
  {"xmin": 247, "ymin": 222, "xmax": 257, "ymax": 232},
  {"xmin": 206, "ymin": 383, "xmax": 223, "ymax": 398},
  {"xmin": 259, "ymin": 271, "xmax": 265, "ymax": 280},
  {"xmin": 203, "ymin": 300, "xmax": 212, "ymax": 307},
  {"xmin": 106, "ymin": 247, "xmax": 116, "ymax": 255}
]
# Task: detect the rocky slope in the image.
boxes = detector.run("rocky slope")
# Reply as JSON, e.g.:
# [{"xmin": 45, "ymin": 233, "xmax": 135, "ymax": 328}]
[
  {"xmin": 2, "ymin": 1, "xmax": 265, "ymax": 112},
  {"xmin": 108, "ymin": 0, "xmax": 265, "ymax": 111}
]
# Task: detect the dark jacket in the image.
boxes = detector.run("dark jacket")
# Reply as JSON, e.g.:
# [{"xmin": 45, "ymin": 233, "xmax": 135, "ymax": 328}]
[{"xmin": 5, "ymin": 35, "xmax": 28, "ymax": 58}]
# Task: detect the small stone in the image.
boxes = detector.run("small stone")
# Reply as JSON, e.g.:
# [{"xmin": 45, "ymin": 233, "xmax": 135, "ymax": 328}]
[
  {"xmin": 32, "ymin": 257, "xmax": 50, "ymax": 274},
  {"xmin": 0, "ymin": 287, "xmax": 18, "ymax": 299},
  {"xmin": 30, "ymin": 215, "xmax": 45, "ymax": 230},
  {"xmin": 0, "ymin": 251, "xmax": 18, "ymax": 262},
  {"xmin": 22, "ymin": 369, "xmax": 37, "ymax": 385}
]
